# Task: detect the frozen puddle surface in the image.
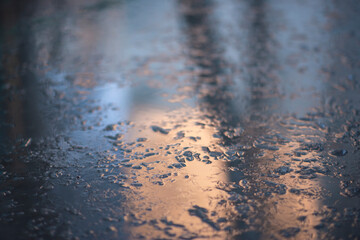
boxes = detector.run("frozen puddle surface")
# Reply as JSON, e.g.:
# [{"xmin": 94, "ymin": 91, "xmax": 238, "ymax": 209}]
[{"xmin": 0, "ymin": 0, "xmax": 360, "ymax": 239}]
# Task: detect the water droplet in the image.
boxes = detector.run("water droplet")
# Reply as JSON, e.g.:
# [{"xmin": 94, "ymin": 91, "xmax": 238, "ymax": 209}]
[
  {"xmin": 151, "ymin": 126, "xmax": 169, "ymax": 134},
  {"xmin": 279, "ymin": 227, "xmax": 300, "ymax": 238},
  {"xmin": 330, "ymin": 149, "xmax": 348, "ymax": 156}
]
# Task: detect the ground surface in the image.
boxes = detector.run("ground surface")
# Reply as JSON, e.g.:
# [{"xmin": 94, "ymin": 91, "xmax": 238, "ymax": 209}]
[{"xmin": 0, "ymin": 0, "xmax": 360, "ymax": 239}]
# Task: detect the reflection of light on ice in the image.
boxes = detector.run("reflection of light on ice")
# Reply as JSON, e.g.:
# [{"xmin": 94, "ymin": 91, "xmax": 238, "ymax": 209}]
[
  {"xmin": 120, "ymin": 105, "xmax": 229, "ymax": 238},
  {"xmin": 254, "ymin": 132, "xmax": 326, "ymax": 239},
  {"xmin": 97, "ymin": 84, "xmax": 132, "ymax": 126}
]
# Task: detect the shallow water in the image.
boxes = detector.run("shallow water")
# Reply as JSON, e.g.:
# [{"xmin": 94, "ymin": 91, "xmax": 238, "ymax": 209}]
[{"xmin": 1, "ymin": 0, "xmax": 360, "ymax": 239}]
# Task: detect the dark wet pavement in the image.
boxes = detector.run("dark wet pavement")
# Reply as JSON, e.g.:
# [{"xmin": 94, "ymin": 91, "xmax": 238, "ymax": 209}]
[{"xmin": 1, "ymin": 0, "xmax": 360, "ymax": 239}]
